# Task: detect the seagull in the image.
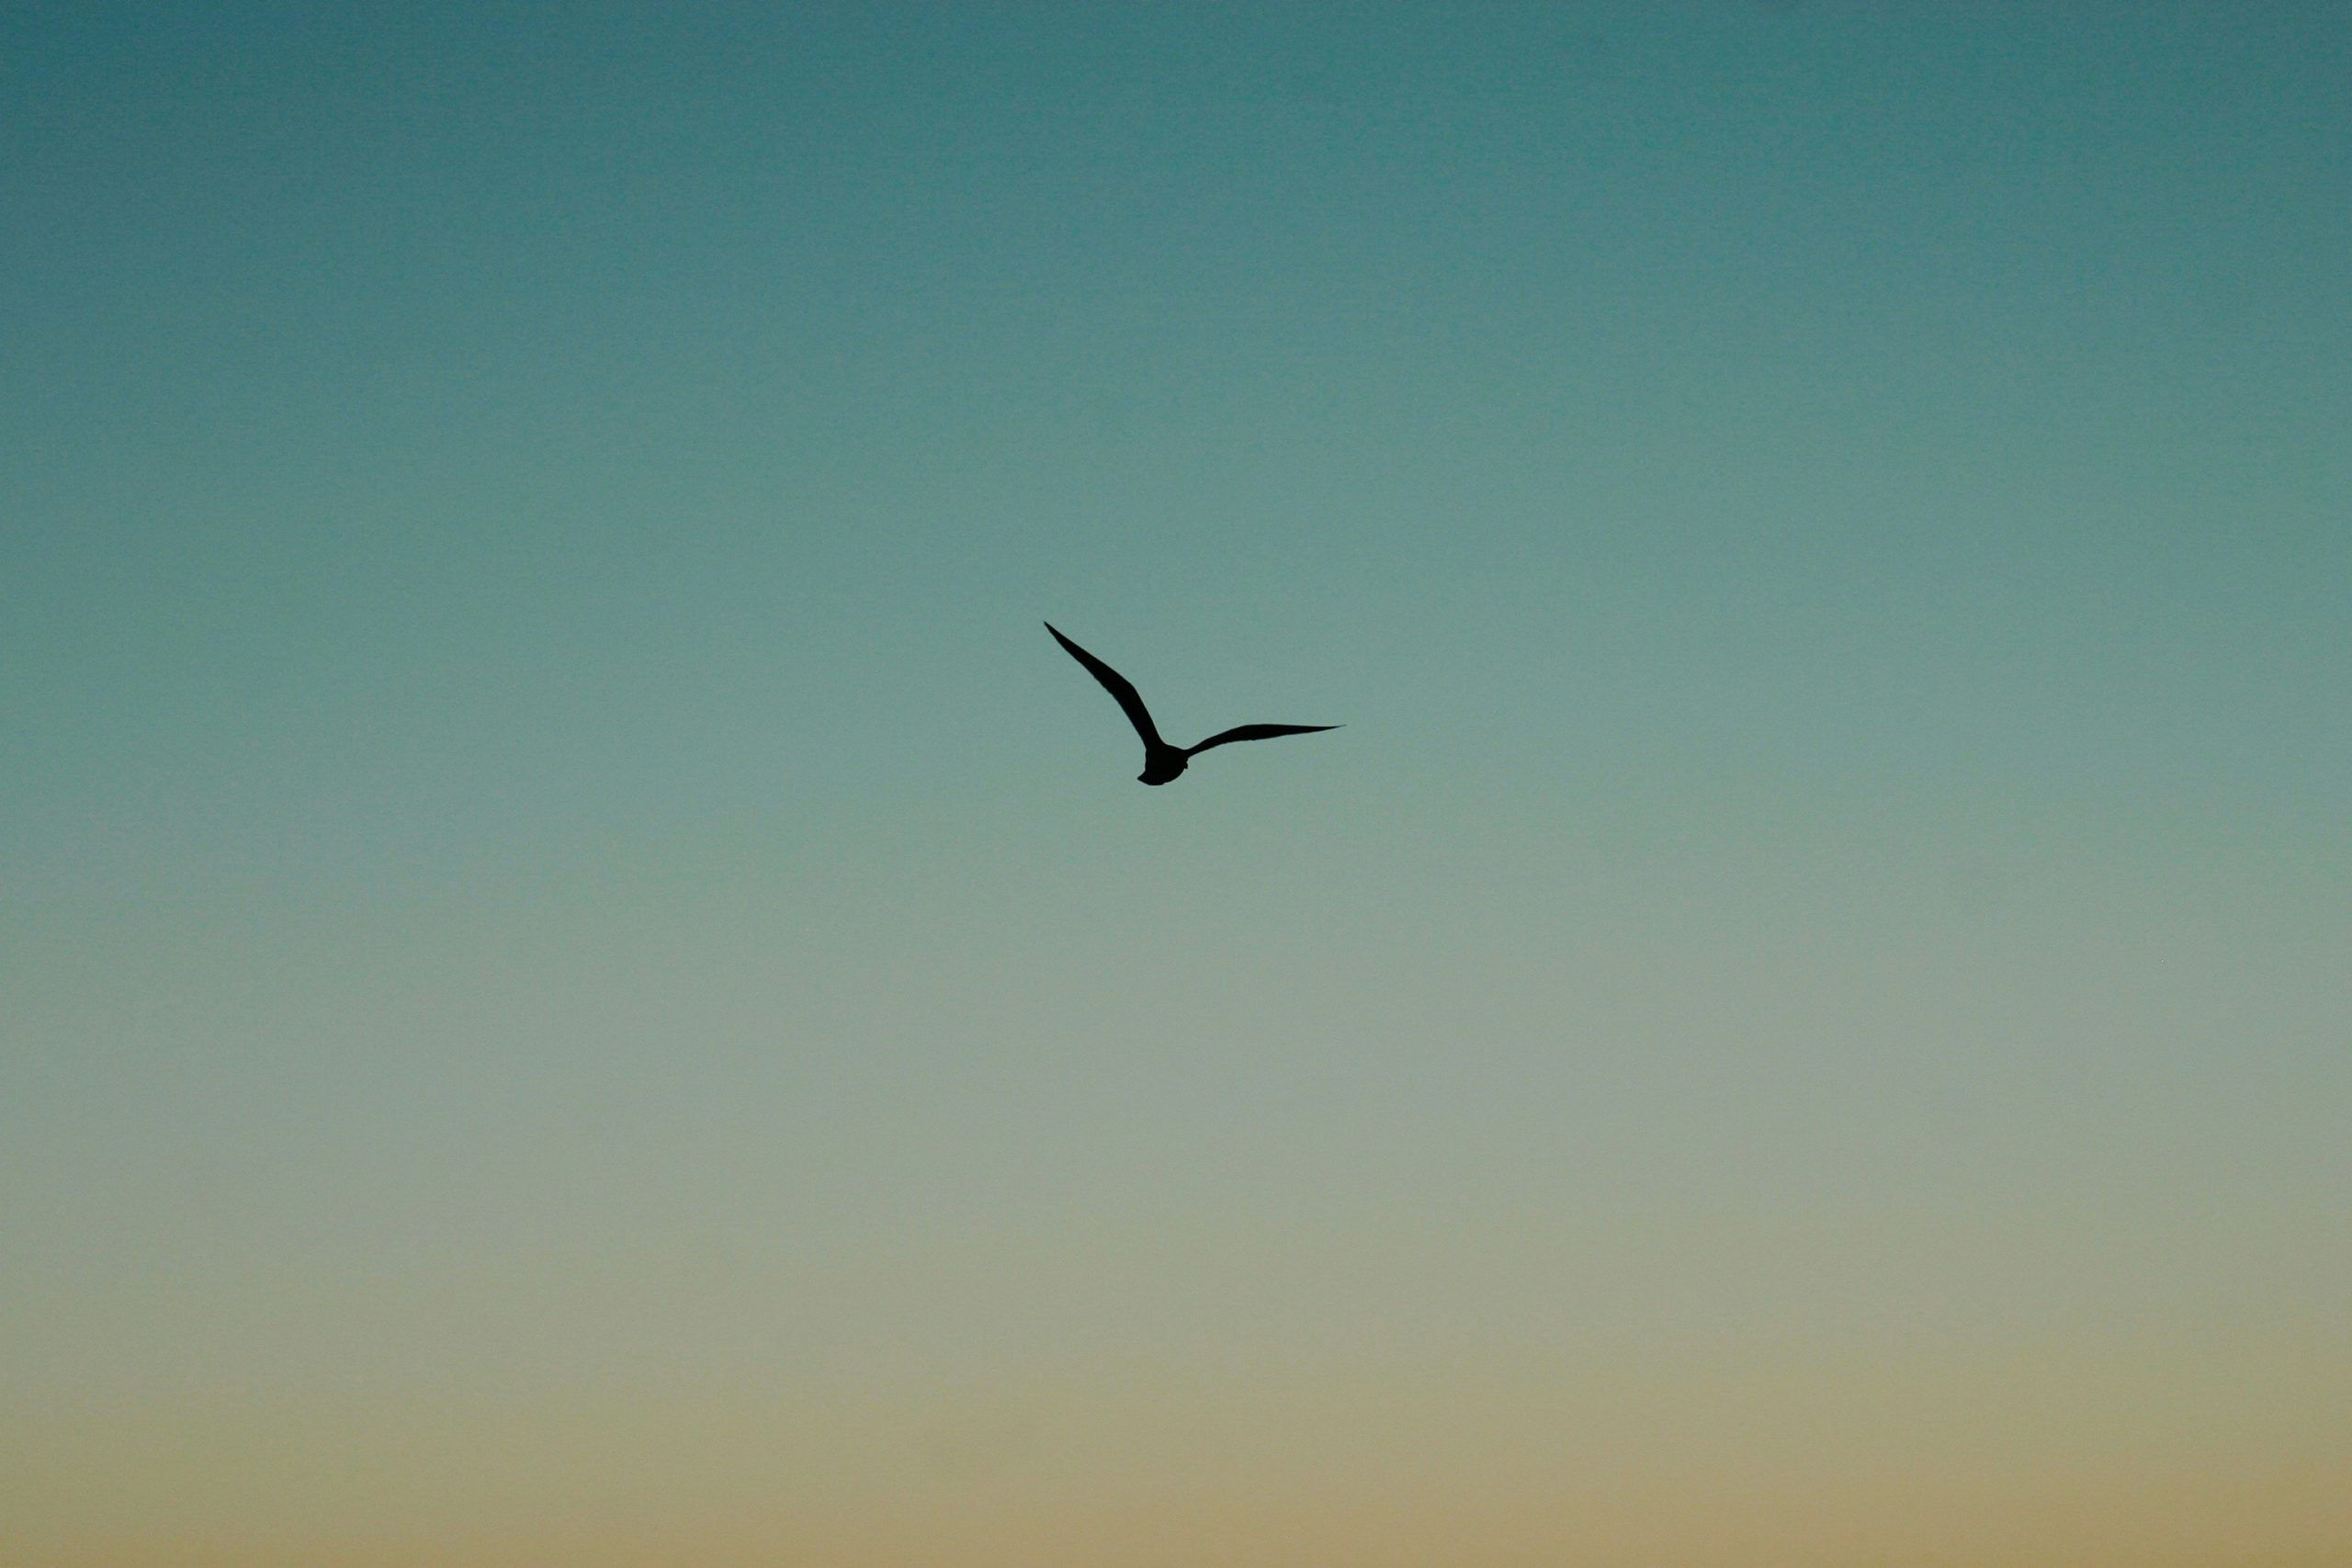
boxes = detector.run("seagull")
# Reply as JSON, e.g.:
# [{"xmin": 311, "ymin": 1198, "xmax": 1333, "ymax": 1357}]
[{"xmin": 1046, "ymin": 622, "xmax": 1339, "ymax": 786}]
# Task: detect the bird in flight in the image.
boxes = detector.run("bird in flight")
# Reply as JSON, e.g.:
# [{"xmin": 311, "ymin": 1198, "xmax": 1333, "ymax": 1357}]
[{"xmin": 1046, "ymin": 622, "xmax": 1339, "ymax": 786}]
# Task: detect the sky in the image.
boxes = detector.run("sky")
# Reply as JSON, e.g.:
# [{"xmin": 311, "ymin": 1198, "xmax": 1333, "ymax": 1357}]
[{"xmin": 3, "ymin": 2, "xmax": 2347, "ymax": 1563}]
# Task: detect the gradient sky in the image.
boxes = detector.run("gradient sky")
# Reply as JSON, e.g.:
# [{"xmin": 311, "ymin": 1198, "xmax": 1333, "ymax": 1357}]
[{"xmin": 4, "ymin": 3, "xmax": 2347, "ymax": 1564}]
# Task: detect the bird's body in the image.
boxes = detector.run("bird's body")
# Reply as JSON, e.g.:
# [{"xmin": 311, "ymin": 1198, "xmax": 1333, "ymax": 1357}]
[
  {"xmin": 1137, "ymin": 741, "xmax": 1189, "ymax": 786},
  {"xmin": 1046, "ymin": 622, "xmax": 1338, "ymax": 785}
]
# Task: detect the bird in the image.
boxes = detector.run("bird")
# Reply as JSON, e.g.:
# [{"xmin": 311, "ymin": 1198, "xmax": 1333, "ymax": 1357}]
[{"xmin": 1045, "ymin": 622, "xmax": 1339, "ymax": 786}]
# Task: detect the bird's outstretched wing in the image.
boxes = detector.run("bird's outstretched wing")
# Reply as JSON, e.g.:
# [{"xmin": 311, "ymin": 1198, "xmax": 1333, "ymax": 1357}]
[
  {"xmin": 1046, "ymin": 623, "xmax": 1164, "ymax": 747},
  {"xmin": 1185, "ymin": 722, "xmax": 1340, "ymax": 755}
]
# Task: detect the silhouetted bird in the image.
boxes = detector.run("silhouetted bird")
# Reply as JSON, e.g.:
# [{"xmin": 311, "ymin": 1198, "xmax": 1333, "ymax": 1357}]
[{"xmin": 1046, "ymin": 622, "xmax": 1339, "ymax": 786}]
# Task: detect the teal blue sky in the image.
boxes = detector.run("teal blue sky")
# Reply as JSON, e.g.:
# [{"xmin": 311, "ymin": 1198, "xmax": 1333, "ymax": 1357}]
[{"xmin": 5, "ymin": 5, "xmax": 2347, "ymax": 1563}]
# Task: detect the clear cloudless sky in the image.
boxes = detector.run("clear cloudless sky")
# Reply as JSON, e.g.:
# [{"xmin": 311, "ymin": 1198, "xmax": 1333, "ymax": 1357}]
[{"xmin": 4, "ymin": 3, "xmax": 2346, "ymax": 1564}]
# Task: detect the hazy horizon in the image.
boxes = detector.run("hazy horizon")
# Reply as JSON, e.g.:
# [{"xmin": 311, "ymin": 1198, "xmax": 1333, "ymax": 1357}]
[{"xmin": 5, "ymin": 3, "xmax": 2346, "ymax": 1563}]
